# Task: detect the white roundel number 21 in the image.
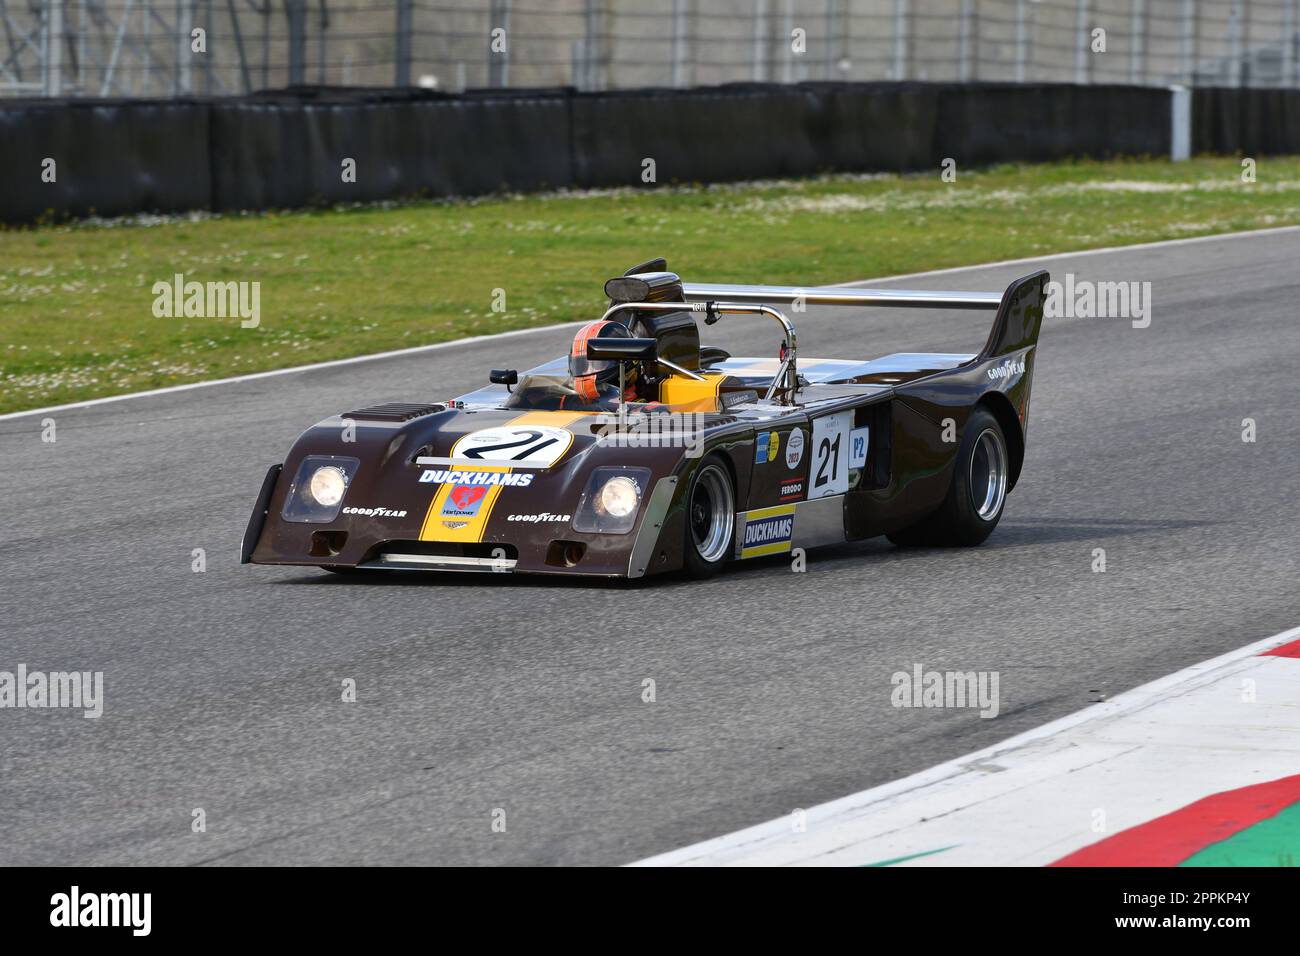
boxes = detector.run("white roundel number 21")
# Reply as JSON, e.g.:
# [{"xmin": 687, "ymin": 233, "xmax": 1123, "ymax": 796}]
[
  {"xmin": 452, "ymin": 425, "xmax": 575, "ymax": 467},
  {"xmin": 810, "ymin": 411, "xmax": 852, "ymax": 499}
]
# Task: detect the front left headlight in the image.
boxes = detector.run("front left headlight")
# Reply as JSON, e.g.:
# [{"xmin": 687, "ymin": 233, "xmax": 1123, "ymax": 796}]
[
  {"xmin": 573, "ymin": 467, "xmax": 651, "ymax": 534},
  {"xmin": 308, "ymin": 465, "xmax": 348, "ymax": 507},
  {"xmin": 281, "ymin": 456, "xmax": 360, "ymax": 523}
]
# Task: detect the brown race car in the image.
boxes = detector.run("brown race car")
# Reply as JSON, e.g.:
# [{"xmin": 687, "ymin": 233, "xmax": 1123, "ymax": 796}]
[{"xmin": 242, "ymin": 259, "xmax": 1046, "ymax": 579}]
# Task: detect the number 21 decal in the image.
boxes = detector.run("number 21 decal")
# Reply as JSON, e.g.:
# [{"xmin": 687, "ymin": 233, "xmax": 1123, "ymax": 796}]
[
  {"xmin": 452, "ymin": 425, "xmax": 574, "ymax": 467},
  {"xmin": 809, "ymin": 411, "xmax": 852, "ymax": 499}
]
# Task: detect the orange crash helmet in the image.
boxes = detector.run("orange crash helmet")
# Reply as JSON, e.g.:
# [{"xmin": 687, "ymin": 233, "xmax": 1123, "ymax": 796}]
[{"xmin": 568, "ymin": 319, "xmax": 637, "ymax": 401}]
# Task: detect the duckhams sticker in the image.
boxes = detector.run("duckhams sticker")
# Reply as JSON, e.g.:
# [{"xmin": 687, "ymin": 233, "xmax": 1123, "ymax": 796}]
[{"xmin": 740, "ymin": 504, "xmax": 796, "ymax": 559}]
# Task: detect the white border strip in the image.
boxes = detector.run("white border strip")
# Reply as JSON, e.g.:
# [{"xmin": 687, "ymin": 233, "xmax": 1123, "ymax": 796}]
[
  {"xmin": 631, "ymin": 624, "xmax": 1300, "ymax": 866},
  {"xmin": 5, "ymin": 224, "xmax": 1298, "ymax": 424}
]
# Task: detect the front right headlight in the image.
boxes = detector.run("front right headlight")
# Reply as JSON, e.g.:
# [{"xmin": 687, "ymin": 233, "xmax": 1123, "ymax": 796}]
[
  {"xmin": 281, "ymin": 456, "xmax": 360, "ymax": 523},
  {"xmin": 595, "ymin": 475, "xmax": 640, "ymax": 519}
]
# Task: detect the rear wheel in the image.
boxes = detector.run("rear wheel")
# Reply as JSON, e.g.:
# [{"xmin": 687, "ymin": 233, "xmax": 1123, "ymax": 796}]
[
  {"xmin": 683, "ymin": 455, "xmax": 736, "ymax": 578},
  {"xmin": 887, "ymin": 407, "xmax": 1009, "ymax": 547}
]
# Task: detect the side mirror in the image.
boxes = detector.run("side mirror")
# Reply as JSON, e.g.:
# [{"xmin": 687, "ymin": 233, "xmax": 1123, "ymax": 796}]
[
  {"xmin": 586, "ymin": 338, "xmax": 657, "ymax": 363},
  {"xmin": 489, "ymin": 369, "xmax": 518, "ymax": 386}
]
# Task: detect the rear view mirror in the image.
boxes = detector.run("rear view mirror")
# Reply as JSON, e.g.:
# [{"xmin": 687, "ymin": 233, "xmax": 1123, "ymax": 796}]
[
  {"xmin": 489, "ymin": 369, "xmax": 518, "ymax": 386},
  {"xmin": 586, "ymin": 338, "xmax": 657, "ymax": 363}
]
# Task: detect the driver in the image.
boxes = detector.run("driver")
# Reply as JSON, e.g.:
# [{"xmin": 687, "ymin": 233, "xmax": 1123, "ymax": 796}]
[{"xmin": 568, "ymin": 319, "xmax": 642, "ymax": 403}]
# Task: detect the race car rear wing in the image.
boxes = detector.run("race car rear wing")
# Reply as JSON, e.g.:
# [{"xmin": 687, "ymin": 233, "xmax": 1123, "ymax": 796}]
[
  {"xmin": 683, "ymin": 269, "xmax": 1048, "ymax": 362},
  {"xmin": 681, "ymin": 283, "xmax": 1003, "ymax": 311}
]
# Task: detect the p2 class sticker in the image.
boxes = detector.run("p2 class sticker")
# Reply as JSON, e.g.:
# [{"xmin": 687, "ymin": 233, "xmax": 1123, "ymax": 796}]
[
  {"xmin": 810, "ymin": 411, "xmax": 852, "ymax": 499},
  {"xmin": 451, "ymin": 425, "xmax": 574, "ymax": 467},
  {"xmin": 848, "ymin": 426, "xmax": 870, "ymax": 469},
  {"xmin": 785, "ymin": 427, "xmax": 805, "ymax": 469}
]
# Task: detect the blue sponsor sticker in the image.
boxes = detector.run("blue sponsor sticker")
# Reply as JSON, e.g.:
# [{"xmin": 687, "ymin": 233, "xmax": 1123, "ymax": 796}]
[{"xmin": 754, "ymin": 431, "xmax": 770, "ymax": 464}]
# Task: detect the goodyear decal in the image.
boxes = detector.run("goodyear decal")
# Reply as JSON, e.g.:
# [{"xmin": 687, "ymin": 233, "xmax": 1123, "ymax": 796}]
[
  {"xmin": 739, "ymin": 503, "xmax": 796, "ymax": 559},
  {"xmin": 418, "ymin": 411, "xmax": 586, "ymax": 543}
]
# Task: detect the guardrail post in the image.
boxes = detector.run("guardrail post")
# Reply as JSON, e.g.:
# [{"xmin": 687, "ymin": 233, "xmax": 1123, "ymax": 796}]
[
  {"xmin": 1014, "ymin": 0, "xmax": 1028, "ymax": 83},
  {"xmin": 1284, "ymin": 0, "xmax": 1297, "ymax": 87},
  {"xmin": 286, "ymin": 0, "xmax": 306, "ymax": 86},
  {"xmin": 1130, "ymin": 0, "xmax": 1145, "ymax": 85},
  {"xmin": 45, "ymin": 0, "xmax": 63, "ymax": 96},
  {"xmin": 1169, "ymin": 85, "xmax": 1191, "ymax": 161},
  {"xmin": 752, "ymin": 0, "xmax": 767, "ymax": 81},
  {"xmin": 395, "ymin": 0, "xmax": 412, "ymax": 86},
  {"xmin": 1074, "ymin": 0, "xmax": 1089, "ymax": 84},
  {"xmin": 582, "ymin": 0, "xmax": 602, "ymax": 91},
  {"xmin": 1228, "ymin": 2, "xmax": 1243, "ymax": 87},
  {"xmin": 671, "ymin": 0, "xmax": 687, "ymax": 87},
  {"xmin": 891, "ymin": 0, "xmax": 908, "ymax": 81},
  {"xmin": 958, "ymin": 0, "xmax": 974, "ymax": 81},
  {"xmin": 780, "ymin": 0, "xmax": 793, "ymax": 83},
  {"xmin": 487, "ymin": 0, "xmax": 511, "ymax": 87},
  {"xmin": 1181, "ymin": 0, "xmax": 1197, "ymax": 84}
]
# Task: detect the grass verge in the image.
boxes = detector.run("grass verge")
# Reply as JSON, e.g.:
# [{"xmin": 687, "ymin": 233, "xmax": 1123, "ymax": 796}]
[{"xmin": 3, "ymin": 155, "xmax": 1299, "ymax": 414}]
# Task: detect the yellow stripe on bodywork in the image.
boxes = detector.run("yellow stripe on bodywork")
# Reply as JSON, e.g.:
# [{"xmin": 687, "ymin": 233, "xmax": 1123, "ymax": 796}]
[
  {"xmin": 418, "ymin": 410, "xmax": 587, "ymax": 543},
  {"xmin": 509, "ymin": 410, "xmax": 589, "ymax": 427},
  {"xmin": 419, "ymin": 465, "xmax": 511, "ymax": 543}
]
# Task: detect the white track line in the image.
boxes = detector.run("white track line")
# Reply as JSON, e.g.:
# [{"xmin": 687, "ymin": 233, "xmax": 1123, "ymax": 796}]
[
  {"xmin": 631, "ymin": 624, "xmax": 1300, "ymax": 866},
  {"xmin": 5, "ymin": 223, "xmax": 1297, "ymax": 424}
]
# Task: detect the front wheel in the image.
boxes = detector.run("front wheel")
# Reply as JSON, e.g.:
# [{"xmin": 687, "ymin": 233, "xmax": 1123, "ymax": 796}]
[
  {"xmin": 683, "ymin": 455, "xmax": 736, "ymax": 578},
  {"xmin": 887, "ymin": 407, "xmax": 1010, "ymax": 547}
]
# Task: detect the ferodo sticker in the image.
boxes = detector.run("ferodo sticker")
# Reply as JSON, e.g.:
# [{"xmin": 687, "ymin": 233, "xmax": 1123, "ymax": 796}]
[
  {"xmin": 452, "ymin": 425, "xmax": 574, "ymax": 467},
  {"xmin": 740, "ymin": 504, "xmax": 796, "ymax": 559}
]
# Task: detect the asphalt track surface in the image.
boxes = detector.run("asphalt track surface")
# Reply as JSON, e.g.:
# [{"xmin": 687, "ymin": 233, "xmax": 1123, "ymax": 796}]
[{"xmin": 2, "ymin": 230, "xmax": 1298, "ymax": 866}]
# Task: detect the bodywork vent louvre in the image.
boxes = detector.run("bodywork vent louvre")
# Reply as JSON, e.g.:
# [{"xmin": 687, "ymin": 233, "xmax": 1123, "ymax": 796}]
[{"xmin": 344, "ymin": 403, "xmax": 444, "ymax": 422}]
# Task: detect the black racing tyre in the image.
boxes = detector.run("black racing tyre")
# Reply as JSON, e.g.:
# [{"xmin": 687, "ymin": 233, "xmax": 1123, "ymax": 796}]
[
  {"xmin": 886, "ymin": 407, "xmax": 1010, "ymax": 548},
  {"xmin": 683, "ymin": 455, "xmax": 736, "ymax": 578}
]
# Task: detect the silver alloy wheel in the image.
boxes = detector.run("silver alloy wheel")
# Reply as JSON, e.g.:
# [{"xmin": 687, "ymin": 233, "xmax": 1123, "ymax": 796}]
[
  {"xmin": 689, "ymin": 463, "xmax": 735, "ymax": 563},
  {"xmin": 968, "ymin": 427, "xmax": 1008, "ymax": 521}
]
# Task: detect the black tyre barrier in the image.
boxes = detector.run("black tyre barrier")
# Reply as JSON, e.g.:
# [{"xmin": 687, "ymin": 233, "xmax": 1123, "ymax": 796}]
[
  {"xmin": 1193, "ymin": 87, "xmax": 1300, "ymax": 156},
  {"xmin": 0, "ymin": 82, "xmax": 1286, "ymax": 225},
  {"xmin": 0, "ymin": 97, "xmax": 211, "ymax": 223}
]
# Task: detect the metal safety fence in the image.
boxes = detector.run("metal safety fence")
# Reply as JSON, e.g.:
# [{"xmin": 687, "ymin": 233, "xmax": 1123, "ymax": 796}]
[{"xmin": 3, "ymin": 0, "xmax": 1298, "ymax": 99}]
